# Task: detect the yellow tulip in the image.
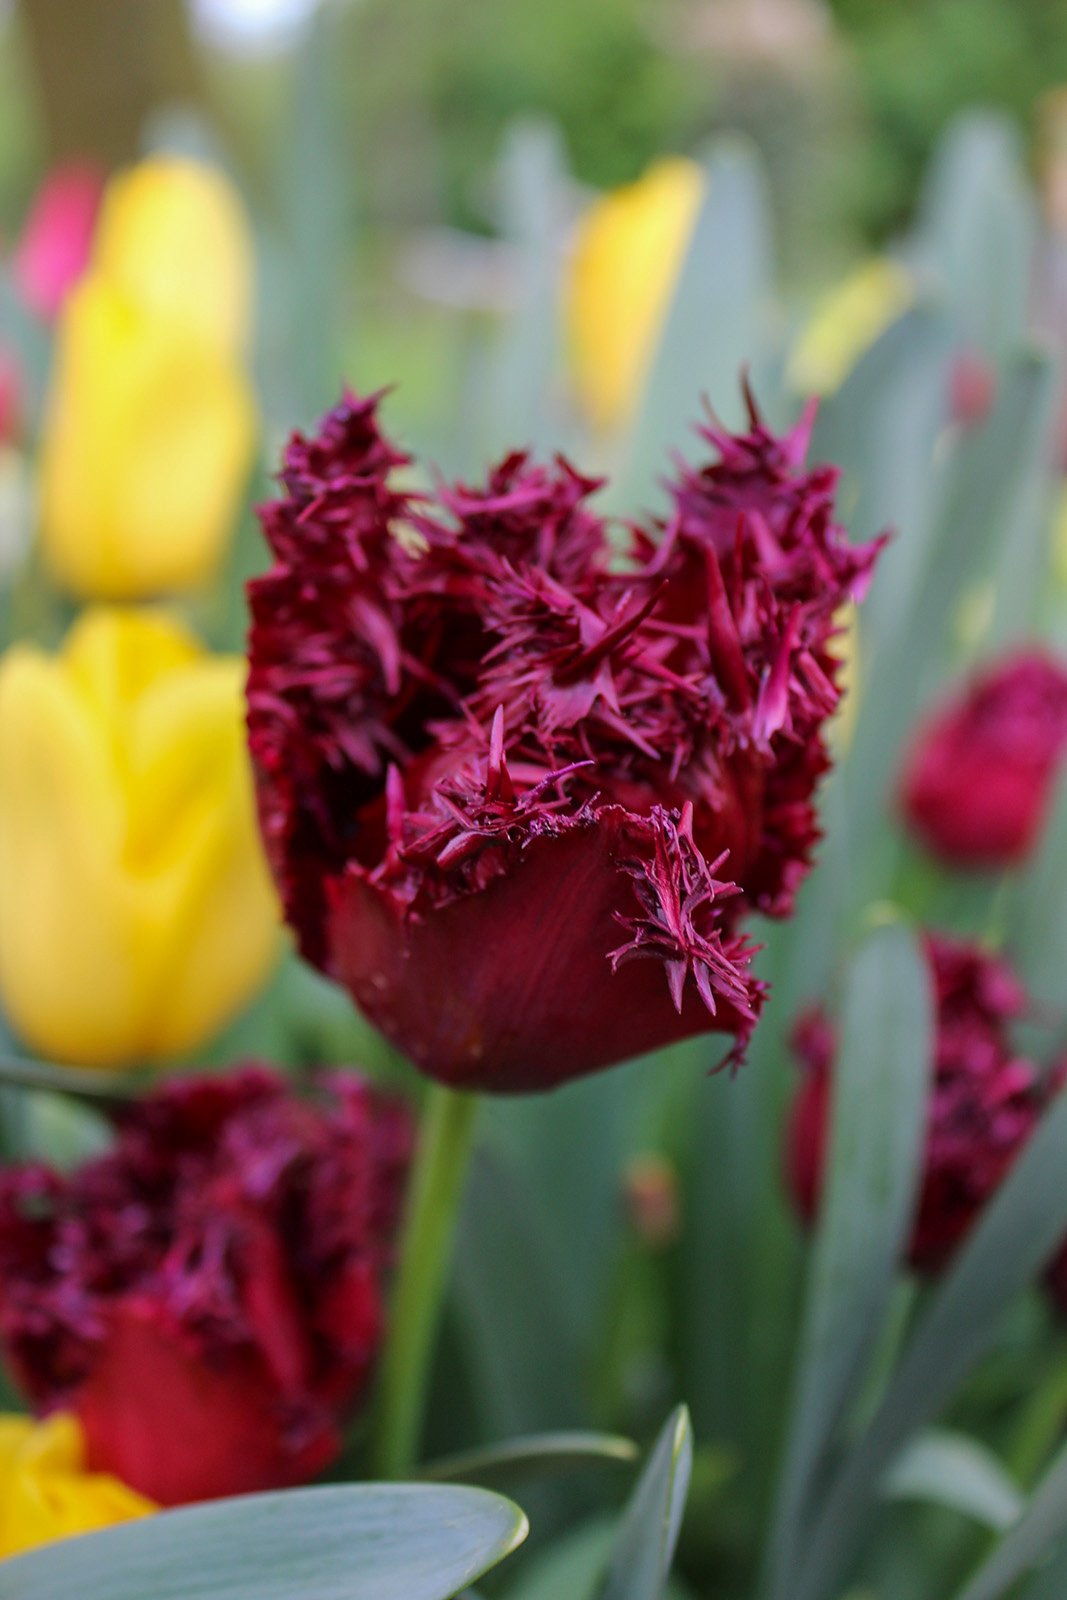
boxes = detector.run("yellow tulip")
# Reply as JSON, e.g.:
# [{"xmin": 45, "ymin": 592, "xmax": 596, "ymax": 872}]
[
  {"xmin": 787, "ymin": 258, "xmax": 914, "ymax": 397},
  {"xmin": 0, "ymin": 1412, "xmax": 153, "ymax": 1559},
  {"xmin": 828, "ymin": 600, "xmax": 860, "ymax": 753},
  {"xmin": 566, "ymin": 157, "xmax": 705, "ymax": 431},
  {"xmin": 0, "ymin": 608, "xmax": 279, "ymax": 1066},
  {"xmin": 92, "ymin": 155, "xmax": 253, "ymax": 356},
  {"xmin": 39, "ymin": 274, "xmax": 255, "ymax": 597}
]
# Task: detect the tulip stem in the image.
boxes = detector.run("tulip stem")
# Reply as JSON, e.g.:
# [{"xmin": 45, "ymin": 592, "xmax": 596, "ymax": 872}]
[{"xmin": 371, "ymin": 1083, "xmax": 480, "ymax": 1480}]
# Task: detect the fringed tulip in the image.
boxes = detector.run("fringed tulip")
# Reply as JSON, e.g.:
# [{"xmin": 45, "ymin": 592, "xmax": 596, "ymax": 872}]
[
  {"xmin": 565, "ymin": 157, "xmax": 704, "ymax": 430},
  {"xmin": 0, "ymin": 608, "xmax": 279, "ymax": 1065},
  {"xmin": 900, "ymin": 652, "xmax": 1067, "ymax": 868},
  {"xmin": 246, "ymin": 387, "xmax": 883, "ymax": 1091},
  {"xmin": 787, "ymin": 933, "xmax": 1044, "ymax": 1271},
  {"xmin": 0, "ymin": 1067, "xmax": 411, "ymax": 1505},
  {"xmin": 0, "ymin": 1413, "xmax": 153, "ymax": 1556}
]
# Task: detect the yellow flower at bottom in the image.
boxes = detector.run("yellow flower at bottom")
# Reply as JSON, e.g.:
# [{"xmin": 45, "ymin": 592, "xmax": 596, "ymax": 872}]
[
  {"xmin": 787, "ymin": 258, "xmax": 914, "ymax": 398},
  {"xmin": 39, "ymin": 274, "xmax": 255, "ymax": 598},
  {"xmin": 0, "ymin": 1413, "xmax": 153, "ymax": 1558},
  {"xmin": 566, "ymin": 156, "xmax": 705, "ymax": 432},
  {"xmin": 0, "ymin": 608, "xmax": 280, "ymax": 1066}
]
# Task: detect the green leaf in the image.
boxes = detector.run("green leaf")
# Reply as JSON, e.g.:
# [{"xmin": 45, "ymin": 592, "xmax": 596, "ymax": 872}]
[
  {"xmin": 953, "ymin": 1438, "xmax": 1067, "ymax": 1600},
  {"xmin": 614, "ymin": 136, "xmax": 775, "ymax": 513},
  {"xmin": 764, "ymin": 918, "xmax": 934, "ymax": 1600},
  {"xmin": 471, "ymin": 117, "xmax": 570, "ymax": 461},
  {"xmin": 913, "ymin": 111, "xmax": 1035, "ymax": 358},
  {"xmin": 506, "ymin": 1518, "xmax": 617, "ymax": 1600},
  {"xmin": 1009, "ymin": 766, "xmax": 1067, "ymax": 1030},
  {"xmin": 597, "ymin": 1405, "xmax": 693, "ymax": 1600},
  {"xmin": 0, "ymin": 1054, "xmax": 145, "ymax": 1104},
  {"xmin": 793, "ymin": 1083, "xmax": 1067, "ymax": 1600},
  {"xmin": 422, "ymin": 1432, "xmax": 638, "ymax": 1485},
  {"xmin": 0, "ymin": 1483, "xmax": 528, "ymax": 1600},
  {"xmin": 883, "ymin": 1429, "xmax": 1024, "ymax": 1532}
]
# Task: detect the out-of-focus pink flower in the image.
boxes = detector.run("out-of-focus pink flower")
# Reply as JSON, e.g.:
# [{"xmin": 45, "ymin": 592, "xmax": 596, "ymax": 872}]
[
  {"xmin": 949, "ymin": 350, "xmax": 997, "ymax": 428},
  {"xmin": 246, "ymin": 387, "xmax": 884, "ymax": 1092},
  {"xmin": 786, "ymin": 933, "xmax": 1044, "ymax": 1272},
  {"xmin": 0, "ymin": 1066, "xmax": 411, "ymax": 1506},
  {"xmin": 899, "ymin": 652, "xmax": 1067, "ymax": 869},
  {"xmin": 13, "ymin": 162, "xmax": 104, "ymax": 322}
]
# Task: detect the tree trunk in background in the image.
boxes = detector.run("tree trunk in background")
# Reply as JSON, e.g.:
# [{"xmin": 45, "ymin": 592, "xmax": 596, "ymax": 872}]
[{"xmin": 17, "ymin": 0, "xmax": 203, "ymax": 167}]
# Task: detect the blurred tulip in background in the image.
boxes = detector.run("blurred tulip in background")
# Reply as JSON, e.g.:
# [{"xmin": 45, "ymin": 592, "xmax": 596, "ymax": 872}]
[
  {"xmin": 12, "ymin": 161, "xmax": 103, "ymax": 323},
  {"xmin": 565, "ymin": 156, "xmax": 704, "ymax": 431},
  {"xmin": 92, "ymin": 156, "xmax": 254, "ymax": 356},
  {"xmin": 899, "ymin": 652, "xmax": 1067, "ymax": 868},
  {"xmin": 38, "ymin": 157, "xmax": 256, "ymax": 598},
  {"xmin": 786, "ymin": 257, "xmax": 913, "ymax": 396},
  {"xmin": 0, "ymin": 607, "xmax": 279, "ymax": 1066},
  {"xmin": 787, "ymin": 933, "xmax": 1046, "ymax": 1272},
  {"xmin": 0, "ymin": 1413, "xmax": 152, "ymax": 1557}
]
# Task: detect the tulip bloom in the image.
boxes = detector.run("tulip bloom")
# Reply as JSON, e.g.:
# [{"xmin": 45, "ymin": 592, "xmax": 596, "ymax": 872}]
[
  {"xmin": 12, "ymin": 161, "xmax": 103, "ymax": 322},
  {"xmin": 0, "ymin": 1067, "xmax": 411, "ymax": 1505},
  {"xmin": 899, "ymin": 652, "xmax": 1067, "ymax": 868},
  {"xmin": 92, "ymin": 156, "xmax": 253, "ymax": 357},
  {"xmin": 39, "ymin": 155, "xmax": 256, "ymax": 599},
  {"xmin": 786, "ymin": 934, "xmax": 1043, "ymax": 1271},
  {"xmin": 565, "ymin": 157, "xmax": 704, "ymax": 430},
  {"xmin": 0, "ymin": 1413, "xmax": 153, "ymax": 1557},
  {"xmin": 0, "ymin": 608, "xmax": 279, "ymax": 1065},
  {"xmin": 247, "ymin": 389, "xmax": 883, "ymax": 1091}
]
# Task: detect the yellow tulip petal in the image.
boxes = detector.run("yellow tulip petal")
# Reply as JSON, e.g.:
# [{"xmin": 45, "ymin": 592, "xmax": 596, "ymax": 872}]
[
  {"xmin": 93, "ymin": 155, "xmax": 253, "ymax": 355},
  {"xmin": 566, "ymin": 157, "xmax": 705, "ymax": 431},
  {"xmin": 787, "ymin": 258, "xmax": 914, "ymax": 398},
  {"xmin": 0, "ymin": 1412, "xmax": 153, "ymax": 1559},
  {"xmin": 0, "ymin": 609, "xmax": 279, "ymax": 1066},
  {"xmin": 40, "ymin": 276, "xmax": 255, "ymax": 599}
]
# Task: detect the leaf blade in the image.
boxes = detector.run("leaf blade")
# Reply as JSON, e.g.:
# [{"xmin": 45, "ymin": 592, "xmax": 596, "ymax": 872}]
[{"xmin": 0, "ymin": 1483, "xmax": 528, "ymax": 1600}]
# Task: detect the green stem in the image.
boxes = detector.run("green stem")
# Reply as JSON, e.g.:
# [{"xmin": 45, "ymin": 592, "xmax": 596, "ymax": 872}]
[{"xmin": 371, "ymin": 1083, "xmax": 480, "ymax": 1479}]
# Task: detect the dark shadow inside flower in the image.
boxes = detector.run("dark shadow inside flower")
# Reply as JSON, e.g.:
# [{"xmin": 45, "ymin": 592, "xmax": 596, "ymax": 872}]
[{"xmin": 247, "ymin": 386, "xmax": 885, "ymax": 1090}]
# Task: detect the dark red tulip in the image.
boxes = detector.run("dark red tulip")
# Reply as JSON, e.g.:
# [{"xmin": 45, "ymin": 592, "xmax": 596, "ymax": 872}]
[
  {"xmin": 246, "ymin": 388, "xmax": 884, "ymax": 1090},
  {"xmin": 900, "ymin": 652, "xmax": 1067, "ymax": 869},
  {"xmin": 0, "ymin": 1067, "xmax": 411, "ymax": 1505},
  {"xmin": 787, "ymin": 933, "xmax": 1043, "ymax": 1272}
]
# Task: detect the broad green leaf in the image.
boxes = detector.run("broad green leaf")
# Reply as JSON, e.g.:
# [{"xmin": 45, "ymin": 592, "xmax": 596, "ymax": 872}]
[
  {"xmin": 598, "ymin": 1406, "xmax": 693, "ymax": 1600},
  {"xmin": 506, "ymin": 1518, "xmax": 617, "ymax": 1600},
  {"xmin": 765, "ymin": 919, "xmax": 933, "ymax": 1600},
  {"xmin": 614, "ymin": 136, "xmax": 775, "ymax": 513},
  {"xmin": 1018, "ymin": 1531, "xmax": 1067, "ymax": 1599},
  {"xmin": 883, "ymin": 1429, "xmax": 1024, "ymax": 1532},
  {"xmin": 423, "ymin": 1432, "xmax": 637, "ymax": 1485},
  {"xmin": 793, "ymin": 1084, "xmax": 1067, "ymax": 1600},
  {"xmin": 471, "ymin": 117, "xmax": 570, "ymax": 461},
  {"xmin": 912, "ymin": 112, "xmax": 1035, "ymax": 357},
  {"xmin": 0, "ymin": 1483, "xmax": 528, "ymax": 1600},
  {"xmin": 954, "ymin": 1438, "xmax": 1067, "ymax": 1600},
  {"xmin": 1009, "ymin": 766, "xmax": 1067, "ymax": 1030}
]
